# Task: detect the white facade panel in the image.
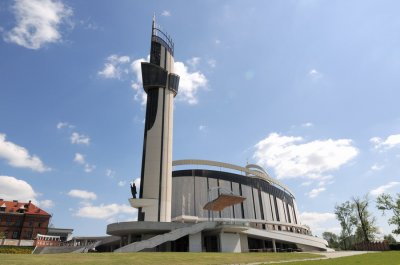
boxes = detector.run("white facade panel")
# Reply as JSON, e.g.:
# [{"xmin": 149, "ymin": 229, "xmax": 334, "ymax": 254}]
[
  {"xmin": 219, "ymin": 180, "xmax": 233, "ymax": 219},
  {"xmin": 232, "ymin": 182, "xmax": 242, "ymax": 219},
  {"xmin": 252, "ymin": 188, "xmax": 261, "ymax": 220},
  {"xmin": 270, "ymin": 195, "xmax": 277, "ymax": 222},
  {"xmin": 241, "ymin": 185, "xmax": 255, "ymax": 219},
  {"xmin": 194, "ymin": 175, "xmax": 208, "ymax": 218},
  {"xmin": 261, "ymin": 191, "xmax": 273, "ymax": 221}
]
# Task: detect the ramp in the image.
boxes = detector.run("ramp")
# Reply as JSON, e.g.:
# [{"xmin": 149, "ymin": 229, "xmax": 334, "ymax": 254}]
[{"xmin": 115, "ymin": 222, "xmax": 216, "ymax": 252}]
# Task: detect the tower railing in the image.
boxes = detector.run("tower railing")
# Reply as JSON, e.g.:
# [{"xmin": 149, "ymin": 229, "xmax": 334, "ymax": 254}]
[{"xmin": 152, "ymin": 23, "xmax": 174, "ymax": 56}]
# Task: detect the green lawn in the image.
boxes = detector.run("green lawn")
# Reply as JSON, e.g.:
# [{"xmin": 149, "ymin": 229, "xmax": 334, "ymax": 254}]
[
  {"xmin": 0, "ymin": 252, "xmax": 321, "ymax": 265},
  {"xmin": 268, "ymin": 251, "xmax": 400, "ymax": 265},
  {"xmin": 0, "ymin": 251, "xmax": 399, "ymax": 265}
]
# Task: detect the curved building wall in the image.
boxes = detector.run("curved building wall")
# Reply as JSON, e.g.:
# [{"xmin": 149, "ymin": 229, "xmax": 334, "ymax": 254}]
[{"xmin": 172, "ymin": 169, "xmax": 300, "ymax": 231}]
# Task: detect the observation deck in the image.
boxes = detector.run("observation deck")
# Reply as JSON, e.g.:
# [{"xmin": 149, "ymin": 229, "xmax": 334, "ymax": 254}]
[{"xmin": 152, "ymin": 20, "xmax": 174, "ymax": 56}]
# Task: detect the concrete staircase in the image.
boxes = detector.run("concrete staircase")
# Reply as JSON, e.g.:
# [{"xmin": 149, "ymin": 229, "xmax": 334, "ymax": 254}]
[{"xmin": 114, "ymin": 222, "xmax": 216, "ymax": 252}]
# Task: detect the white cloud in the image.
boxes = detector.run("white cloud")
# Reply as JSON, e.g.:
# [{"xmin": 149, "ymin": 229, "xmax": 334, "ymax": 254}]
[
  {"xmin": 174, "ymin": 61, "xmax": 208, "ymax": 104},
  {"xmin": 75, "ymin": 203, "xmax": 136, "ymax": 219},
  {"xmin": 306, "ymin": 187, "xmax": 326, "ymax": 198},
  {"xmin": 215, "ymin": 39, "xmax": 221, "ymax": 45},
  {"xmin": 4, "ymin": 0, "xmax": 72, "ymax": 49},
  {"xmin": 161, "ymin": 10, "xmax": 171, "ymax": 17},
  {"xmin": 308, "ymin": 69, "xmax": 322, "ymax": 80},
  {"xmin": 70, "ymin": 132, "xmax": 90, "ymax": 145},
  {"xmin": 67, "ymin": 189, "xmax": 97, "ymax": 200},
  {"xmin": 370, "ymin": 182, "xmax": 400, "ymax": 197},
  {"xmin": 300, "ymin": 212, "xmax": 336, "ymax": 230},
  {"xmin": 78, "ymin": 18, "xmax": 99, "ymax": 31},
  {"xmin": 73, "ymin": 153, "xmax": 95, "ymax": 173},
  {"xmin": 0, "ymin": 176, "xmax": 37, "ymax": 202},
  {"xmin": 301, "ymin": 181, "xmax": 313, "ymax": 186},
  {"xmin": 106, "ymin": 169, "xmax": 116, "ymax": 178},
  {"xmin": 371, "ymin": 164, "xmax": 384, "ymax": 171},
  {"xmin": 56, "ymin": 121, "xmax": 74, "ymax": 129},
  {"xmin": 370, "ymin": 137, "xmax": 381, "ymax": 145},
  {"xmin": 199, "ymin": 125, "xmax": 207, "ymax": 132},
  {"xmin": 317, "ymin": 175, "xmax": 334, "ymax": 187},
  {"xmin": 253, "ymin": 133, "xmax": 358, "ymax": 179},
  {"xmin": 207, "ymin": 59, "xmax": 217, "ymax": 68},
  {"xmin": 370, "ymin": 134, "xmax": 400, "ymax": 150},
  {"xmin": 74, "ymin": 153, "xmax": 85, "ymax": 164},
  {"xmin": 130, "ymin": 57, "xmax": 148, "ymax": 105},
  {"xmin": 301, "ymin": 122, "xmax": 313, "ymax": 128},
  {"xmin": 39, "ymin": 199, "xmax": 54, "ymax": 209},
  {"xmin": 98, "ymin": 54, "xmax": 131, "ymax": 79},
  {"xmin": 118, "ymin": 180, "xmax": 126, "ymax": 187},
  {"xmin": 0, "ymin": 133, "xmax": 50, "ymax": 172},
  {"xmin": 187, "ymin": 57, "xmax": 200, "ymax": 69},
  {"xmin": 84, "ymin": 163, "xmax": 95, "ymax": 173}
]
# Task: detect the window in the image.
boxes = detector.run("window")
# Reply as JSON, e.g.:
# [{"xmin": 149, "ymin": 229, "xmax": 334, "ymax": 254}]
[
  {"xmin": 15, "ymin": 219, "xmax": 21, "ymax": 226},
  {"xmin": 38, "ymin": 222, "xmax": 41, "ymax": 228},
  {"xmin": 26, "ymin": 231, "xmax": 32, "ymax": 239},
  {"xmin": 29, "ymin": 221, "xmax": 33, "ymax": 227},
  {"xmin": 12, "ymin": 231, "xmax": 19, "ymax": 239}
]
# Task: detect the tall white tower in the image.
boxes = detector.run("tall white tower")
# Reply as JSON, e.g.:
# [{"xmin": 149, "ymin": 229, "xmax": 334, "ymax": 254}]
[{"xmin": 136, "ymin": 17, "xmax": 179, "ymax": 222}]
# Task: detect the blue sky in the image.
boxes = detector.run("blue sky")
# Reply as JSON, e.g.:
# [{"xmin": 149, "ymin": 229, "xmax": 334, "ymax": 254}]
[{"xmin": 1, "ymin": 0, "xmax": 400, "ymax": 239}]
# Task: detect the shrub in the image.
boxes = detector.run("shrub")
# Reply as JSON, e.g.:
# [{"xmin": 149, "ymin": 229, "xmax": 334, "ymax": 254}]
[{"xmin": 0, "ymin": 246, "xmax": 34, "ymax": 254}]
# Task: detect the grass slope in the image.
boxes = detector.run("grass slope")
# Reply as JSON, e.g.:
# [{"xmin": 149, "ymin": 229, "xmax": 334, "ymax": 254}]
[
  {"xmin": 0, "ymin": 252, "xmax": 320, "ymax": 265},
  {"xmin": 268, "ymin": 251, "xmax": 400, "ymax": 265}
]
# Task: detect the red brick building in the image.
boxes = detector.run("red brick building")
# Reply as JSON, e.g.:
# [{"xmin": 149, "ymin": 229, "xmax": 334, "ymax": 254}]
[{"xmin": 0, "ymin": 199, "xmax": 50, "ymax": 240}]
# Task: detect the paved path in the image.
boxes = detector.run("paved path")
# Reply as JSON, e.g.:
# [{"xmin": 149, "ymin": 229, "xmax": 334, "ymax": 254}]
[
  {"xmin": 240, "ymin": 251, "xmax": 375, "ymax": 265},
  {"xmin": 321, "ymin": 251, "xmax": 373, "ymax": 259}
]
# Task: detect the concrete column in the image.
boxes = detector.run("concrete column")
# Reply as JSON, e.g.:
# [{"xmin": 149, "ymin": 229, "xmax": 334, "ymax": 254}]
[
  {"xmin": 272, "ymin": 239, "xmax": 276, "ymax": 252},
  {"xmin": 240, "ymin": 234, "xmax": 249, "ymax": 252},
  {"xmin": 128, "ymin": 234, "xmax": 132, "ymax": 244},
  {"xmin": 220, "ymin": 233, "xmax": 241, "ymax": 252},
  {"xmin": 189, "ymin": 232, "xmax": 202, "ymax": 252}
]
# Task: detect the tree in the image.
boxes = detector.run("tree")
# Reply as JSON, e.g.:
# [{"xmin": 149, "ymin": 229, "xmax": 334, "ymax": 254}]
[
  {"xmin": 383, "ymin": 234, "xmax": 397, "ymax": 244},
  {"xmin": 376, "ymin": 193, "xmax": 400, "ymax": 235},
  {"xmin": 322, "ymin": 231, "xmax": 340, "ymax": 249},
  {"xmin": 352, "ymin": 195, "xmax": 378, "ymax": 242},
  {"xmin": 334, "ymin": 201, "xmax": 358, "ymax": 249}
]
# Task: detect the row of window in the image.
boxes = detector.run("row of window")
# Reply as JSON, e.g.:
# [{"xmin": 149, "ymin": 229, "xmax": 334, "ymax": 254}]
[
  {"xmin": 0, "ymin": 218, "xmax": 45, "ymax": 227},
  {"xmin": 1, "ymin": 230, "xmax": 38, "ymax": 239}
]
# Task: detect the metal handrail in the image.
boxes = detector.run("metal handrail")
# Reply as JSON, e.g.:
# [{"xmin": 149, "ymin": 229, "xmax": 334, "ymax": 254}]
[{"xmin": 152, "ymin": 23, "xmax": 174, "ymax": 55}]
